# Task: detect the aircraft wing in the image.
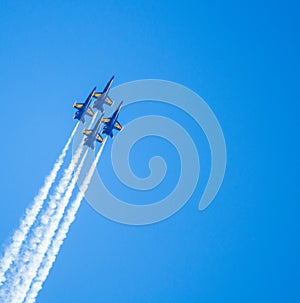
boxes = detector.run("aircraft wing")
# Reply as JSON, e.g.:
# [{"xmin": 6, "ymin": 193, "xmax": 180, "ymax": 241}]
[
  {"xmin": 105, "ymin": 96, "xmax": 114, "ymax": 106},
  {"xmin": 73, "ymin": 102, "xmax": 84, "ymax": 109},
  {"xmin": 96, "ymin": 134, "xmax": 104, "ymax": 143},
  {"xmin": 114, "ymin": 121, "xmax": 123, "ymax": 131},
  {"xmin": 93, "ymin": 92, "xmax": 102, "ymax": 98},
  {"xmin": 82, "ymin": 129, "xmax": 93, "ymax": 136},
  {"xmin": 87, "ymin": 107, "xmax": 95, "ymax": 117},
  {"xmin": 102, "ymin": 118, "xmax": 111, "ymax": 123}
]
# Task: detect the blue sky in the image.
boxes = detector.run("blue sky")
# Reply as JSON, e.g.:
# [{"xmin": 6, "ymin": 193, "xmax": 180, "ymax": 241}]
[{"xmin": 0, "ymin": 0, "xmax": 299, "ymax": 302}]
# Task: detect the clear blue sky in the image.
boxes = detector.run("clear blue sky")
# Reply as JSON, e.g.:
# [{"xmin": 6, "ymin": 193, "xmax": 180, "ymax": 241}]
[{"xmin": 0, "ymin": 0, "xmax": 299, "ymax": 302}]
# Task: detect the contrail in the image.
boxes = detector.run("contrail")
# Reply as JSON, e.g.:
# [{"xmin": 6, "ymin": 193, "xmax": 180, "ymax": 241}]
[
  {"xmin": 25, "ymin": 139, "xmax": 107, "ymax": 303},
  {"xmin": 0, "ymin": 123, "xmax": 79, "ymax": 287},
  {"xmin": 0, "ymin": 115, "xmax": 98, "ymax": 302},
  {"xmin": 4, "ymin": 144, "xmax": 87, "ymax": 303}
]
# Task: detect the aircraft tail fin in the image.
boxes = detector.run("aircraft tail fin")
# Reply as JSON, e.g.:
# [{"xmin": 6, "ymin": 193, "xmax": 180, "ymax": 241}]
[
  {"xmin": 87, "ymin": 107, "xmax": 95, "ymax": 117},
  {"xmin": 105, "ymin": 96, "xmax": 114, "ymax": 106},
  {"xmin": 114, "ymin": 121, "xmax": 123, "ymax": 131},
  {"xmin": 96, "ymin": 134, "xmax": 104, "ymax": 143}
]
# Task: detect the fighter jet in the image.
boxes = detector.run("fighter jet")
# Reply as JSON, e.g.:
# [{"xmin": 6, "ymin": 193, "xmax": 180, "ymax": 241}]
[
  {"xmin": 73, "ymin": 87, "xmax": 96, "ymax": 124},
  {"xmin": 92, "ymin": 76, "xmax": 115, "ymax": 112},
  {"xmin": 102, "ymin": 101, "xmax": 123, "ymax": 139},
  {"xmin": 82, "ymin": 113, "xmax": 104, "ymax": 150}
]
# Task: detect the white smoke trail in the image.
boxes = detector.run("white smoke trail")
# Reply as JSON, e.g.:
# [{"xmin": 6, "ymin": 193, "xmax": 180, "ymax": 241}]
[
  {"xmin": 3, "ymin": 144, "xmax": 87, "ymax": 303},
  {"xmin": 0, "ymin": 123, "xmax": 79, "ymax": 287},
  {"xmin": 25, "ymin": 139, "xmax": 107, "ymax": 303},
  {"xmin": 1, "ymin": 115, "xmax": 98, "ymax": 302}
]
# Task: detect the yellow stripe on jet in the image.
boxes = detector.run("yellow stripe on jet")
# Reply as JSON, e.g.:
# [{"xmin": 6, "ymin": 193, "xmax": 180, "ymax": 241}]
[
  {"xmin": 82, "ymin": 129, "xmax": 92, "ymax": 136},
  {"xmin": 96, "ymin": 134, "xmax": 103, "ymax": 143},
  {"xmin": 102, "ymin": 118, "xmax": 111, "ymax": 123},
  {"xmin": 93, "ymin": 93, "xmax": 102, "ymax": 98},
  {"xmin": 105, "ymin": 97, "xmax": 114, "ymax": 106},
  {"xmin": 73, "ymin": 102, "xmax": 83, "ymax": 109},
  {"xmin": 87, "ymin": 108, "xmax": 95, "ymax": 117},
  {"xmin": 114, "ymin": 122, "xmax": 123, "ymax": 131}
]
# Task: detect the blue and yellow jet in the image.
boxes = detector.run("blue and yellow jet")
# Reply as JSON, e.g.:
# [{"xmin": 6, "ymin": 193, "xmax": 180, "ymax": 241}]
[
  {"xmin": 82, "ymin": 113, "xmax": 104, "ymax": 150},
  {"xmin": 73, "ymin": 87, "xmax": 96, "ymax": 124},
  {"xmin": 92, "ymin": 76, "xmax": 115, "ymax": 112},
  {"xmin": 102, "ymin": 101, "xmax": 123, "ymax": 139}
]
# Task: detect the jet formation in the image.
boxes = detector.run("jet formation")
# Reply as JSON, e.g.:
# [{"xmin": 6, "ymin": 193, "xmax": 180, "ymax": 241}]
[{"xmin": 72, "ymin": 76, "xmax": 123, "ymax": 149}]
